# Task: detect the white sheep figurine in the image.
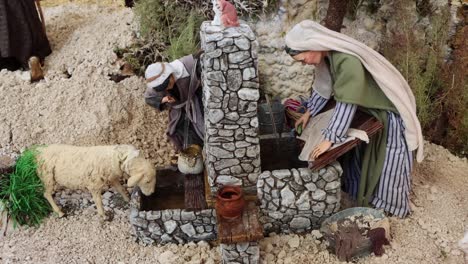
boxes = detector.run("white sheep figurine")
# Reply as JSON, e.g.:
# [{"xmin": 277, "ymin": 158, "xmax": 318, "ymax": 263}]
[{"xmin": 36, "ymin": 144, "xmax": 156, "ymax": 218}]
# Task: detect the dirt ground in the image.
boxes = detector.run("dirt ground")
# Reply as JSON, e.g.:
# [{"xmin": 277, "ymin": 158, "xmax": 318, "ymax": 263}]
[{"xmin": 0, "ymin": 3, "xmax": 467, "ymax": 264}]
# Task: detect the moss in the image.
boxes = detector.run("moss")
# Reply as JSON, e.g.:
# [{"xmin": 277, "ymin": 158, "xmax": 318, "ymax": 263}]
[{"xmin": 0, "ymin": 147, "xmax": 51, "ymax": 227}]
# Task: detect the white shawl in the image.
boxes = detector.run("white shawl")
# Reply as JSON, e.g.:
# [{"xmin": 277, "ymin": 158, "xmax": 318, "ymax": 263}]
[{"xmin": 285, "ymin": 20, "xmax": 424, "ymax": 162}]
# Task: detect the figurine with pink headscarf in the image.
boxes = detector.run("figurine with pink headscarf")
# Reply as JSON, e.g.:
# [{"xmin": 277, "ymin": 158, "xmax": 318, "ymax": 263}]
[{"xmin": 212, "ymin": 0, "xmax": 239, "ymax": 27}]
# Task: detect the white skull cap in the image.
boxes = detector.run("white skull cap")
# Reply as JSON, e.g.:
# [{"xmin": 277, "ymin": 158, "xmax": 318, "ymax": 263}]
[{"xmin": 145, "ymin": 62, "xmax": 175, "ymax": 89}]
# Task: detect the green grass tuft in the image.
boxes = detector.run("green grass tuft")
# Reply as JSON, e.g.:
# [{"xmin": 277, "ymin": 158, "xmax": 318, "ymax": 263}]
[{"xmin": 0, "ymin": 147, "xmax": 51, "ymax": 227}]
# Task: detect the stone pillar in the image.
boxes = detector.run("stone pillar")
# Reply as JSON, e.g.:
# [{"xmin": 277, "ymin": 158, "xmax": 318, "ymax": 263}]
[{"xmin": 200, "ymin": 22, "xmax": 261, "ymax": 195}]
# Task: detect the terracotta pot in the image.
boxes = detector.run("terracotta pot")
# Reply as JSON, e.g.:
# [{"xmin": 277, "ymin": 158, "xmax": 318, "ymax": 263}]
[{"xmin": 215, "ymin": 186, "xmax": 245, "ymax": 220}]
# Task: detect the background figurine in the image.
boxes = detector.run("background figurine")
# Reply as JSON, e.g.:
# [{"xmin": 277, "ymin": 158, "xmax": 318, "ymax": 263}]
[{"xmin": 212, "ymin": 0, "xmax": 239, "ymax": 27}]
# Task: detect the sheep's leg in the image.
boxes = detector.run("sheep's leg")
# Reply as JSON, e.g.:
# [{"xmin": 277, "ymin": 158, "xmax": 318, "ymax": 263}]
[
  {"xmin": 44, "ymin": 191, "xmax": 64, "ymax": 217},
  {"xmin": 112, "ymin": 181, "xmax": 130, "ymax": 202},
  {"xmin": 90, "ymin": 190, "xmax": 105, "ymax": 217}
]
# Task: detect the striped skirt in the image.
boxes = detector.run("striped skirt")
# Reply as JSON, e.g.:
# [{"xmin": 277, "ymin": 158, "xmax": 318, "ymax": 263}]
[{"xmin": 343, "ymin": 112, "xmax": 414, "ymax": 217}]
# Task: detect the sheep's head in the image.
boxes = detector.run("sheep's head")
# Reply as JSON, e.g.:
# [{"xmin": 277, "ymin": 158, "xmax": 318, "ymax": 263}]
[{"xmin": 126, "ymin": 157, "xmax": 156, "ymax": 196}]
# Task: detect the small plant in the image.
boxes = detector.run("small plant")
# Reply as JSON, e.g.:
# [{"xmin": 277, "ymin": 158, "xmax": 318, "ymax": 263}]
[
  {"xmin": 0, "ymin": 147, "xmax": 51, "ymax": 227},
  {"xmin": 165, "ymin": 12, "xmax": 203, "ymax": 61}
]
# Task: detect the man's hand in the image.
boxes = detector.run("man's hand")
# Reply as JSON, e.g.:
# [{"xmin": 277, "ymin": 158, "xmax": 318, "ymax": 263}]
[
  {"xmin": 310, "ymin": 140, "xmax": 333, "ymax": 160},
  {"xmin": 162, "ymin": 96, "xmax": 176, "ymax": 104},
  {"xmin": 295, "ymin": 110, "xmax": 311, "ymax": 131}
]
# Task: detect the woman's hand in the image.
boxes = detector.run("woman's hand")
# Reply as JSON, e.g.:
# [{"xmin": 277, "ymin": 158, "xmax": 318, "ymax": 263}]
[
  {"xmin": 295, "ymin": 110, "xmax": 311, "ymax": 130},
  {"xmin": 162, "ymin": 96, "xmax": 176, "ymax": 104},
  {"xmin": 310, "ymin": 140, "xmax": 333, "ymax": 160}
]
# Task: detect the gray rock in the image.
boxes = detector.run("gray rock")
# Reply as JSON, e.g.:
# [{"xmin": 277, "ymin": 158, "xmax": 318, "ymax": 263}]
[
  {"xmin": 235, "ymin": 148, "xmax": 247, "ymax": 158},
  {"xmin": 226, "ymin": 112, "xmax": 240, "ymax": 121},
  {"xmin": 218, "ymin": 129, "xmax": 234, "ymax": 137},
  {"xmin": 205, "ymin": 33, "xmax": 223, "ymax": 42},
  {"xmin": 209, "ymin": 136, "xmax": 234, "ymax": 143},
  {"xmin": 209, "ymin": 86, "xmax": 223, "ymax": 98},
  {"xmin": 205, "ymin": 49, "xmax": 222, "ymax": 58},
  {"xmin": 148, "ymin": 222, "xmax": 162, "ymax": 235},
  {"xmin": 325, "ymin": 181, "xmax": 340, "ymax": 191},
  {"xmin": 276, "ymin": 179, "xmax": 285, "ymax": 188},
  {"xmin": 296, "ymin": 191, "xmax": 311, "ymax": 210},
  {"xmin": 242, "ymin": 67, "xmax": 256, "ymax": 81},
  {"xmin": 259, "ymin": 171, "xmax": 271, "ymax": 179},
  {"xmin": 223, "ymin": 46, "xmax": 239, "ymax": 53},
  {"xmin": 216, "ymin": 175, "xmax": 242, "ymax": 185},
  {"xmin": 238, "ymin": 88, "xmax": 260, "ymax": 101},
  {"xmin": 181, "ymin": 223, "xmax": 196, "ymax": 236},
  {"xmin": 291, "ymin": 169, "xmax": 302, "ymax": 185},
  {"xmin": 160, "ymin": 234, "xmax": 173, "ymax": 243},
  {"xmin": 268, "ymin": 211, "xmax": 284, "ymax": 219},
  {"xmin": 248, "ymin": 173, "xmax": 258, "ymax": 183},
  {"xmin": 304, "ymin": 182, "xmax": 317, "ymax": 192},
  {"xmin": 222, "ymin": 142, "xmax": 236, "ymax": 151},
  {"xmin": 316, "ymin": 179, "xmax": 326, "ymax": 189},
  {"xmin": 164, "ymin": 220, "xmax": 177, "ymax": 234},
  {"xmin": 312, "ymin": 202, "xmax": 326, "ymax": 212},
  {"xmin": 280, "ymin": 186, "xmax": 295, "ymax": 207},
  {"xmin": 290, "ymin": 217, "xmax": 311, "ymax": 230},
  {"xmin": 172, "ymin": 210, "xmax": 181, "ymax": 221},
  {"xmin": 245, "ymin": 137, "xmax": 259, "ymax": 144},
  {"xmin": 231, "ymin": 165, "xmax": 243, "ymax": 174},
  {"xmin": 214, "ymin": 159, "xmax": 240, "ymax": 170},
  {"xmin": 181, "ymin": 211, "xmax": 196, "ymax": 221},
  {"xmin": 312, "ymin": 190, "xmax": 326, "ymax": 201},
  {"xmin": 246, "ymin": 145, "xmax": 259, "ymax": 158},
  {"xmin": 161, "ymin": 210, "xmax": 173, "ymax": 221},
  {"xmin": 228, "ymin": 94, "xmax": 238, "ymax": 110},
  {"xmin": 204, "ymin": 41, "xmax": 217, "ymax": 52},
  {"xmin": 250, "ymin": 117, "xmax": 259, "ymax": 128},
  {"xmin": 298, "ymin": 168, "xmax": 313, "ymax": 182},
  {"xmin": 207, "ymin": 101, "xmax": 222, "ymax": 109},
  {"xmin": 217, "ymin": 37, "xmax": 234, "ymax": 47},
  {"xmin": 235, "ymin": 37, "xmax": 250, "ymax": 50},
  {"xmin": 210, "ymin": 146, "xmax": 234, "ymax": 158},
  {"xmin": 208, "ymin": 109, "xmax": 224, "ymax": 124},
  {"xmin": 228, "ymin": 51, "xmax": 251, "ymax": 63},
  {"xmin": 242, "ymin": 81, "xmax": 260, "ymax": 89},
  {"xmin": 235, "ymin": 141, "xmax": 251, "ymax": 148},
  {"xmin": 237, "ymin": 117, "xmax": 250, "ymax": 125},
  {"xmin": 241, "ymin": 163, "xmax": 254, "ymax": 173},
  {"xmin": 206, "ymin": 71, "xmax": 225, "ymax": 82},
  {"xmin": 227, "ymin": 69, "xmax": 242, "ymax": 91},
  {"xmin": 326, "ymin": 195, "xmax": 339, "ymax": 205},
  {"xmin": 213, "ymin": 59, "xmax": 220, "ymax": 70},
  {"xmin": 272, "ymin": 169, "xmax": 291, "ymax": 180},
  {"xmin": 196, "ymin": 226, "xmax": 204, "ymax": 233},
  {"xmin": 322, "ymin": 169, "xmax": 339, "ymax": 182},
  {"xmin": 130, "ymin": 217, "xmax": 148, "ymax": 229},
  {"xmin": 265, "ymin": 177, "xmax": 275, "ymax": 187}
]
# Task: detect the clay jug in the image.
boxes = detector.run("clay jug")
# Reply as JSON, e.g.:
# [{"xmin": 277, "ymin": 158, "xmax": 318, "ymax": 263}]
[{"xmin": 216, "ymin": 186, "xmax": 245, "ymax": 220}]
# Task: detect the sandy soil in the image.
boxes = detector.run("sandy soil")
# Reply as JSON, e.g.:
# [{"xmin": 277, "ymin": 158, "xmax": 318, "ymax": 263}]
[{"xmin": 0, "ymin": 4, "xmax": 467, "ymax": 264}]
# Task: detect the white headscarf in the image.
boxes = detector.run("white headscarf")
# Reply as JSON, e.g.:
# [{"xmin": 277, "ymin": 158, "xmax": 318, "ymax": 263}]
[
  {"xmin": 285, "ymin": 20, "xmax": 424, "ymax": 162},
  {"xmin": 145, "ymin": 60, "xmax": 189, "ymax": 89}
]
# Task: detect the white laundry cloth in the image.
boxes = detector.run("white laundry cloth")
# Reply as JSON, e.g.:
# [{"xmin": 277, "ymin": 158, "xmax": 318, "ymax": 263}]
[{"xmin": 298, "ymin": 109, "xmax": 369, "ymax": 162}]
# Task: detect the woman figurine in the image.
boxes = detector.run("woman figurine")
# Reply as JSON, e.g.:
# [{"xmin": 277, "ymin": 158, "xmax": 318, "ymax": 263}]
[{"xmin": 285, "ymin": 20, "xmax": 424, "ymax": 217}]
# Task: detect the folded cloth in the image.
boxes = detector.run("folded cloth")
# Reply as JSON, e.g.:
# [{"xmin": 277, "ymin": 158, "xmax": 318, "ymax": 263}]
[{"xmin": 298, "ymin": 109, "xmax": 369, "ymax": 161}]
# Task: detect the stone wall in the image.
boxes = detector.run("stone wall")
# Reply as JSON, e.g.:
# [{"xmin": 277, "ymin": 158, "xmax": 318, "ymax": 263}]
[
  {"xmin": 220, "ymin": 242, "xmax": 260, "ymax": 264},
  {"xmin": 129, "ymin": 189, "xmax": 217, "ymax": 245},
  {"xmin": 200, "ymin": 21, "xmax": 261, "ymax": 195},
  {"xmin": 257, "ymin": 162, "xmax": 342, "ymax": 234}
]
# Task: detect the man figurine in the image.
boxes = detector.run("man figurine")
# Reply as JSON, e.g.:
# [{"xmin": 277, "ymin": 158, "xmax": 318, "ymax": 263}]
[
  {"xmin": 144, "ymin": 53, "xmax": 204, "ymax": 152},
  {"xmin": 0, "ymin": 0, "xmax": 51, "ymax": 82}
]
